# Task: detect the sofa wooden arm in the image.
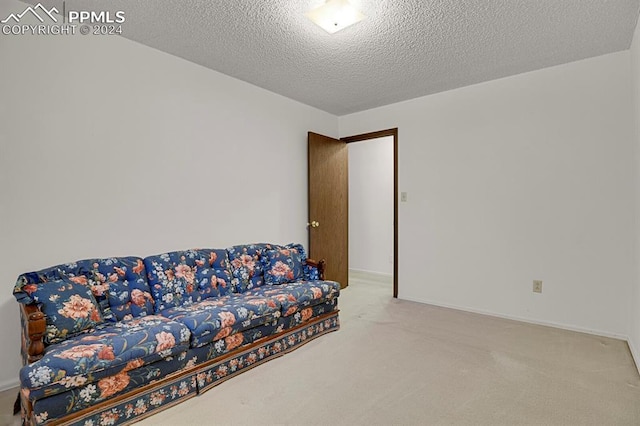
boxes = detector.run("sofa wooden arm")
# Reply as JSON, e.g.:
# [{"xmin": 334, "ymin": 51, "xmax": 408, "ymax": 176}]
[
  {"xmin": 306, "ymin": 258, "xmax": 326, "ymax": 281},
  {"xmin": 20, "ymin": 303, "xmax": 46, "ymax": 363}
]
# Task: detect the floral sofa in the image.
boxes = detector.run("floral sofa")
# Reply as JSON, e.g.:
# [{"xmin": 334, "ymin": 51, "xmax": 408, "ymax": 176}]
[{"xmin": 13, "ymin": 243, "xmax": 340, "ymax": 426}]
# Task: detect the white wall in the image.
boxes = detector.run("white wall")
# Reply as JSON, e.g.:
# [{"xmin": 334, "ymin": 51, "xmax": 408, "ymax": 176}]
[
  {"xmin": 630, "ymin": 17, "xmax": 640, "ymax": 371},
  {"xmin": 348, "ymin": 136, "xmax": 394, "ymax": 275},
  {"xmin": 340, "ymin": 51, "xmax": 635, "ymax": 338},
  {"xmin": 0, "ymin": 0, "xmax": 337, "ymax": 389}
]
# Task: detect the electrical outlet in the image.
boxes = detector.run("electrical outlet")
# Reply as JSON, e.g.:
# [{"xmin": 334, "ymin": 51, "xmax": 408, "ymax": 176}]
[{"xmin": 533, "ymin": 280, "xmax": 543, "ymax": 293}]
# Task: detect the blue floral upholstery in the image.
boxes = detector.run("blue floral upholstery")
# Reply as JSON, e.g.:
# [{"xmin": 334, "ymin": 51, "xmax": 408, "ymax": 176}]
[
  {"xmin": 59, "ymin": 257, "xmax": 154, "ymax": 322},
  {"xmin": 32, "ymin": 354, "xmax": 190, "ymax": 424},
  {"xmin": 14, "ymin": 257, "xmax": 154, "ymax": 322},
  {"xmin": 29, "ymin": 313, "xmax": 339, "ymax": 426},
  {"xmin": 270, "ymin": 243, "xmax": 321, "ymax": 281},
  {"xmin": 48, "ymin": 375, "xmax": 198, "ymax": 426},
  {"xmin": 21, "ymin": 315, "xmax": 190, "ymax": 400},
  {"xmin": 160, "ymin": 294, "xmax": 280, "ymax": 348},
  {"xmin": 14, "ymin": 266, "xmax": 62, "ymax": 304},
  {"xmin": 186, "ymin": 321, "xmax": 278, "ymax": 365},
  {"xmin": 262, "ymin": 247, "xmax": 305, "ymax": 285},
  {"xmin": 195, "ymin": 314, "xmax": 340, "ymax": 393},
  {"xmin": 29, "ymin": 280, "xmax": 104, "ymax": 344},
  {"xmin": 13, "ymin": 243, "xmax": 340, "ymax": 426},
  {"xmin": 244, "ymin": 280, "xmax": 340, "ymax": 316},
  {"xmin": 184, "ymin": 300, "xmax": 337, "ymax": 365},
  {"xmin": 305, "ymin": 263, "xmax": 321, "ymax": 281},
  {"xmin": 277, "ymin": 298, "xmax": 338, "ymax": 330},
  {"xmin": 144, "ymin": 249, "xmax": 233, "ymax": 312},
  {"xmin": 226, "ymin": 243, "xmax": 275, "ymax": 293}
]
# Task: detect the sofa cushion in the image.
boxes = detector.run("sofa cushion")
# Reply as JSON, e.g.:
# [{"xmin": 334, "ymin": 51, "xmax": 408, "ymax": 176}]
[
  {"xmin": 278, "ymin": 298, "xmax": 339, "ymax": 330},
  {"xmin": 227, "ymin": 243, "xmax": 276, "ymax": 293},
  {"xmin": 14, "ymin": 257, "xmax": 154, "ymax": 322},
  {"xmin": 187, "ymin": 321, "xmax": 280, "ymax": 365},
  {"xmin": 160, "ymin": 294, "xmax": 280, "ymax": 348},
  {"xmin": 64, "ymin": 257, "xmax": 155, "ymax": 322},
  {"xmin": 30, "ymin": 280, "xmax": 104, "ymax": 344},
  {"xmin": 262, "ymin": 247, "xmax": 304, "ymax": 285},
  {"xmin": 21, "ymin": 315, "xmax": 190, "ymax": 400},
  {"xmin": 32, "ymin": 354, "xmax": 191, "ymax": 423},
  {"xmin": 244, "ymin": 280, "xmax": 341, "ymax": 316},
  {"xmin": 145, "ymin": 249, "xmax": 233, "ymax": 312}
]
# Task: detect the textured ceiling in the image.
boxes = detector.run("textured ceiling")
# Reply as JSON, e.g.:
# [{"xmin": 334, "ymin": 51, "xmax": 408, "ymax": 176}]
[{"xmin": 28, "ymin": 0, "xmax": 640, "ymax": 115}]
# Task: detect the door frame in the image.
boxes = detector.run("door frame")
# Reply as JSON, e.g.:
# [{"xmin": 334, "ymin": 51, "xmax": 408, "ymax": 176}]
[{"xmin": 341, "ymin": 128, "xmax": 399, "ymax": 298}]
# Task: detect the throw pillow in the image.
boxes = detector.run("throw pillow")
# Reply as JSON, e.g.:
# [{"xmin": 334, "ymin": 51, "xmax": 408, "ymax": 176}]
[
  {"xmin": 63, "ymin": 268, "xmax": 113, "ymax": 322},
  {"xmin": 263, "ymin": 247, "xmax": 304, "ymax": 285},
  {"xmin": 30, "ymin": 280, "xmax": 104, "ymax": 344}
]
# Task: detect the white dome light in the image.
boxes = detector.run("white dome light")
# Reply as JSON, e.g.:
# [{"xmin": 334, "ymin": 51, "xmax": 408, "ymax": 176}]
[{"xmin": 305, "ymin": 0, "xmax": 366, "ymax": 34}]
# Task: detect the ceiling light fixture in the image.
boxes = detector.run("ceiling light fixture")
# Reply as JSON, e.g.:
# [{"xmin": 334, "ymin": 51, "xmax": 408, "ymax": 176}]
[{"xmin": 306, "ymin": 0, "xmax": 365, "ymax": 34}]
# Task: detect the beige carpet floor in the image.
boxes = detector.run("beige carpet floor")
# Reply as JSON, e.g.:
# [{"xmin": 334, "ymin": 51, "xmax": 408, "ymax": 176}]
[{"xmin": 3, "ymin": 272, "xmax": 640, "ymax": 425}]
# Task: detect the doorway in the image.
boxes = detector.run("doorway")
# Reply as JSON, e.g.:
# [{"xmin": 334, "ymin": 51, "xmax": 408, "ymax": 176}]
[
  {"xmin": 347, "ymin": 136, "xmax": 394, "ymax": 284},
  {"xmin": 342, "ymin": 129, "xmax": 398, "ymax": 297},
  {"xmin": 307, "ymin": 129, "xmax": 398, "ymax": 297}
]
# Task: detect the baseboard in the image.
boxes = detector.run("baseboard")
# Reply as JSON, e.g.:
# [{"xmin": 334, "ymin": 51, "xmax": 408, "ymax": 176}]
[
  {"xmin": 349, "ymin": 269, "xmax": 393, "ymax": 283},
  {"xmin": 627, "ymin": 337, "xmax": 640, "ymax": 377},
  {"xmin": 0, "ymin": 378, "xmax": 19, "ymax": 392},
  {"xmin": 400, "ymin": 295, "xmax": 629, "ymax": 341}
]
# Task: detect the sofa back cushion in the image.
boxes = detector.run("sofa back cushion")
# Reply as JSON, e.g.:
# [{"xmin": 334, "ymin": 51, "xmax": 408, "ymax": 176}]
[
  {"xmin": 58, "ymin": 257, "xmax": 154, "ymax": 322},
  {"xmin": 144, "ymin": 249, "xmax": 233, "ymax": 312},
  {"xmin": 14, "ymin": 257, "xmax": 154, "ymax": 322},
  {"xmin": 227, "ymin": 243, "xmax": 277, "ymax": 293}
]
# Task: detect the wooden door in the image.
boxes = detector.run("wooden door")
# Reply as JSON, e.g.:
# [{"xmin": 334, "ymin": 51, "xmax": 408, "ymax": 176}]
[{"xmin": 308, "ymin": 132, "xmax": 348, "ymax": 289}]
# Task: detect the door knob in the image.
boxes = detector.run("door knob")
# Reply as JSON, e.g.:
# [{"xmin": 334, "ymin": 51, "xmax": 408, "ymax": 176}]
[{"xmin": 307, "ymin": 221, "xmax": 320, "ymax": 228}]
